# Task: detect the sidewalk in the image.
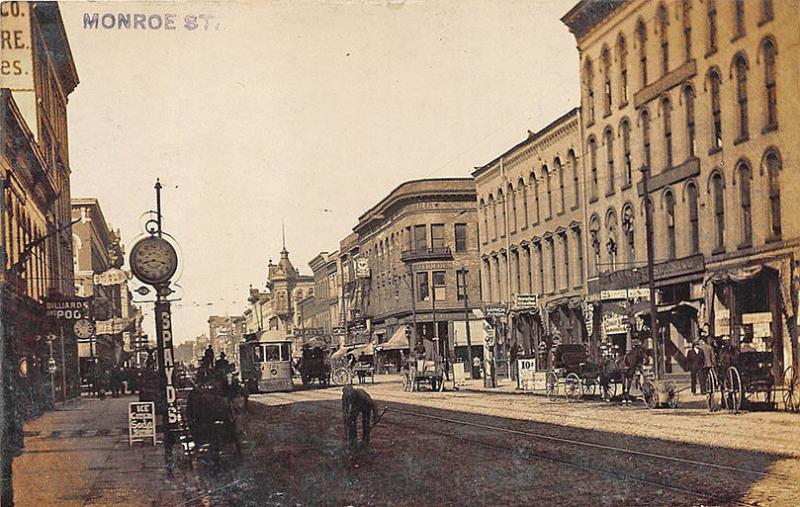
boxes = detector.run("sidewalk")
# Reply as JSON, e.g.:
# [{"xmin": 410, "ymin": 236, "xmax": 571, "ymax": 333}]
[{"xmin": 13, "ymin": 395, "xmax": 186, "ymax": 507}]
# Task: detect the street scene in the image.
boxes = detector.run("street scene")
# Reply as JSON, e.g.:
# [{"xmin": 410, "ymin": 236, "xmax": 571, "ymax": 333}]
[{"xmin": 2, "ymin": 1, "xmax": 800, "ymax": 506}]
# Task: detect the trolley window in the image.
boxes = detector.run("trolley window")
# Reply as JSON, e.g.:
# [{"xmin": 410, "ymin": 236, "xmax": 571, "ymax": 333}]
[{"xmin": 280, "ymin": 343, "xmax": 291, "ymax": 361}]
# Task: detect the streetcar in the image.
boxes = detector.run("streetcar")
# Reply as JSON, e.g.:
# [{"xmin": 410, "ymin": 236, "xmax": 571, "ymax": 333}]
[{"xmin": 239, "ymin": 338, "xmax": 293, "ymax": 393}]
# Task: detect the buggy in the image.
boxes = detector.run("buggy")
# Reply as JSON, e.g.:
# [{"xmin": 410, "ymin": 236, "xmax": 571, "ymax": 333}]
[{"xmin": 545, "ymin": 344, "xmax": 600, "ymax": 401}]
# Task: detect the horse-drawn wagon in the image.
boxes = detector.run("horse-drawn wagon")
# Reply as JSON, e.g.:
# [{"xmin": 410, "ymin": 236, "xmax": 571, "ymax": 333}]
[
  {"xmin": 707, "ymin": 342, "xmax": 776, "ymax": 413},
  {"xmin": 545, "ymin": 344, "xmax": 600, "ymax": 401}
]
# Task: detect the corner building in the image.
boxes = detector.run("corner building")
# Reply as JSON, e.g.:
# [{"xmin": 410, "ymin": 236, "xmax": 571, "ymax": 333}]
[
  {"xmin": 343, "ymin": 179, "xmax": 482, "ymax": 365},
  {"xmin": 562, "ymin": 0, "xmax": 800, "ymax": 376},
  {"xmin": 474, "ymin": 109, "xmax": 586, "ymax": 368}
]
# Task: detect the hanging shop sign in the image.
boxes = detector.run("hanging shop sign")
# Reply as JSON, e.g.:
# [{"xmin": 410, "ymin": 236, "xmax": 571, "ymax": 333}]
[
  {"xmin": 602, "ymin": 313, "xmax": 629, "ymax": 335},
  {"xmin": 293, "ymin": 328, "xmax": 326, "ymax": 336},
  {"xmin": 513, "ymin": 294, "xmax": 538, "ymax": 309},
  {"xmin": 600, "ymin": 288, "xmax": 651, "ymax": 301},
  {"xmin": 714, "ymin": 309, "xmax": 731, "ymax": 336},
  {"xmin": 741, "ymin": 312, "xmax": 772, "ymax": 324},
  {"xmin": 484, "ymin": 305, "xmax": 507, "ymax": 318},
  {"xmin": 45, "ymin": 297, "xmax": 93, "ymax": 321},
  {"xmin": 95, "ymin": 317, "xmax": 135, "ymax": 335},
  {"xmin": 128, "ymin": 402, "xmax": 157, "ymax": 446},
  {"xmin": 93, "ymin": 268, "xmax": 131, "ymax": 286},
  {"xmin": 354, "ymin": 255, "xmax": 370, "ymax": 278}
]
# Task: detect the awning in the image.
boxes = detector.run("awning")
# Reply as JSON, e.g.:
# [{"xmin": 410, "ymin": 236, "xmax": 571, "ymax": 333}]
[
  {"xmin": 633, "ymin": 301, "xmax": 701, "ymax": 318},
  {"xmin": 376, "ymin": 327, "xmax": 410, "ymax": 351}
]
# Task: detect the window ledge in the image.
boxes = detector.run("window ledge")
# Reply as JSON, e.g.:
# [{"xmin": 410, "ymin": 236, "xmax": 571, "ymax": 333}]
[
  {"xmin": 589, "ymin": 196, "xmax": 599, "ymax": 204},
  {"xmin": 737, "ymin": 241, "xmax": 753, "ymax": 251},
  {"xmin": 618, "ymin": 100, "xmax": 629, "ymax": 110},
  {"xmin": 586, "ymin": 119, "xmax": 595, "ymax": 128},
  {"xmin": 571, "ymin": 204, "xmax": 580, "ymax": 212},
  {"xmin": 762, "ymin": 124, "xmax": 778, "ymax": 135},
  {"xmin": 520, "ymin": 225, "xmax": 529, "ymax": 232},
  {"xmin": 766, "ymin": 234, "xmax": 782, "ymax": 244},
  {"xmin": 545, "ymin": 215, "xmax": 553, "ymax": 222},
  {"xmin": 621, "ymin": 182, "xmax": 632, "ymax": 191},
  {"xmin": 605, "ymin": 189, "xmax": 616, "ymax": 198},
  {"xmin": 708, "ymin": 146, "xmax": 722, "ymax": 156},
  {"xmin": 731, "ymin": 33, "xmax": 745, "ymax": 43},
  {"xmin": 557, "ymin": 210, "xmax": 566, "ymax": 218},
  {"xmin": 603, "ymin": 111, "xmax": 612, "ymax": 119},
  {"xmin": 758, "ymin": 17, "xmax": 773, "ymax": 27},
  {"xmin": 705, "ymin": 48, "xmax": 717, "ymax": 59},
  {"xmin": 733, "ymin": 135, "xmax": 749, "ymax": 146},
  {"xmin": 711, "ymin": 246, "xmax": 726, "ymax": 256}
]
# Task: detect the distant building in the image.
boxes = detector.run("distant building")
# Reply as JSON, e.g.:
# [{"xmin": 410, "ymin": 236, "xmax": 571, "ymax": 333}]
[{"xmin": 207, "ymin": 315, "xmax": 246, "ymax": 365}]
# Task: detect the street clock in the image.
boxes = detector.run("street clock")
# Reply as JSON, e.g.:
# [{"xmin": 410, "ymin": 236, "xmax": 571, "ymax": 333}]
[
  {"xmin": 130, "ymin": 236, "xmax": 178, "ymax": 286},
  {"xmin": 73, "ymin": 318, "xmax": 95, "ymax": 339}
]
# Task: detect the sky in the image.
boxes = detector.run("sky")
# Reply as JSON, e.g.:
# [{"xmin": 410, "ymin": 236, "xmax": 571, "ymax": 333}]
[{"xmin": 59, "ymin": 0, "xmax": 580, "ymax": 344}]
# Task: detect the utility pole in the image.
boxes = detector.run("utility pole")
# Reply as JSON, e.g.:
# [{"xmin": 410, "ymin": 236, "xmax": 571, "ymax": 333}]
[
  {"xmin": 641, "ymin": 166, "xmax": 661, "ymax": 380},
  {"xmin": 460, "ymin": 267, "xmax": 473, "ymax": 377}
]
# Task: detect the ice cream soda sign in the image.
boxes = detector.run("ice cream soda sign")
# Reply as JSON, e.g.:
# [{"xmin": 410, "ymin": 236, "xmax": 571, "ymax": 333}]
[{"xmin": 128, "ymin": 402, "xmax": 157, "ymax": 446}]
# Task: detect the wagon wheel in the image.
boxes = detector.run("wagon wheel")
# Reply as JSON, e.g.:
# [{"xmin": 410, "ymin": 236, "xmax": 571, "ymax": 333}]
[
  {"xmin": 726, "ymin": 367, "xmax": 743, "ymax": 414},
  {"xmin": 783, "ymin": 366, "xmax": 799, "ymax": 412},
  {"xmin": 565, "ymin": 373, "xmax": 583, "ymax": 401},
  {"xmin": 601, "ymin": 381, "xmax": 618, "ymax": 402},
  {"xmin": 546, "ymin": 371, "xmax": 559, "ymax": 401},
  {"xmin": 706, "ymin": 369, "xmax": 719, "ymax": 412},
  {"xmin": 642, "ymin": 379, "xmax": 659, "ymax": 409},
  {"xmin": 430, "ymin": 376, "xmax": 445, "ymax": 392},
  {"xmin": 332, "ymin": 368, "xmax": 351, "ymax": 386}
]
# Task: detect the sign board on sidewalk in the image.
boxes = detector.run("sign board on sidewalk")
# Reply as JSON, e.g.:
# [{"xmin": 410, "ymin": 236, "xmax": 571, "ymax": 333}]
[
  {"xmin": 128, "ymin": 402, "xmax": 156, "ymax": 446},
  {"xmin": 516, "ymin": 358, "xmax": 537, "ymax": 390},
  {"xmin": 452, "ymin": 362, "xmax": 466, "ymax": 386}
]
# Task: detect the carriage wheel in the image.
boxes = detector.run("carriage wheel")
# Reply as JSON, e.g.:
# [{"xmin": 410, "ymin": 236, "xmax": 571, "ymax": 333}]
[
  {"xmin": 546, "ymin": 372, "xmax": 559, "ymax": 401},
  {"xmin": 726, "ymin": 367, "xmax": 743, "ymax": 414},
  {"xmin": 706, "ymin": 370, "xmax": 719, "ymax": 412},
  {"xmin": 783, "ymin": 367, "xmax": 799, "ymax": 412},
  {"xmin": 565, "ymin": 373, "xmax": 583, "ymax": 401},
  {"xmin": 332, "ymin": 368, "xmax": 351, "ymax": 386},
  {"xmin": 642, "ymin": 379, "xmax": 659, "ymax": 409},
  {"xmin": 601, "ymin": 382, "xmax": 618, "ymax": 402},
  {"xmin": 430, "ymin": 376, "xmax": 445, "ymax": 392},
  {"xmin": 584, "ymin": 381, "xmax": 597, "ymax": 398}
]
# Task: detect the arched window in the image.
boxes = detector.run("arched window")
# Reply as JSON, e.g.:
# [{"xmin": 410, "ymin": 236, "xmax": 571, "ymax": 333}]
[
  {"xmin": 621, "ymin": 204, "xmax": 635, "ymax": 263},
  {"xmin": 709, "ymin": 69, "xmax": 723, "ymax": 148},
  {"xmin": 684, "ymin": 86, "xmax": 696, "ymax": 157},
  {"xmin": 658, "ymin": 3, "xmax": 669, "ymax": 76},
  {"xmin": 480, "ymin": 200, "xmax": 488, "ymax": 243},
  {"xmin": 763, "ymin": 39, "xmax": 777, "ymax": 129},
  {"xmin": 617, "ymin": 34, "xmax": 628, "ymax": 104},
  {"xmin": 738, "ymin": 163, "xmax": 752, "ymax": 245},
  {"xmin": 637, "ymin": 20, "xmax": 648, "ymax": 87},
  {"xmin": 734, "ymin": 54, "xmax": 749, "ymax": 139},
  {"xmin": 761, "ymin": 0, "xmax": 774, "ymax": 22},
  {"xmin": 686, "ymin": 182, "xmax": 700, "ymax": 253},
  {"xmin": 531, "ymin": 172, "xmax": 541, "ymax": 224},
  {"xmin": 585, "ymin": 59, "xmax": 595, "ymax": 125},
  {"xmin": 588, "ymin": 138, "xmax": 598, "ymax": 199},
  {"xmin": 707, "ymin": 0, "xmax": 718, "ymax": 53},
  {"xmin": 498, "ymin": 189, "xmax": 507, "ymax": 237},
  {"xmin": 605, "ymin": 209, "xmax": 618, "ymax": 270},
  {"xmin": 602, "ymin": 46, "xmax": 612, "ymax": 115},
  {"xmin": 490, "ymin": 194, "xmax": 497, "ymax": 241},
  {"xmin": 664, "ymin": 190, "xmax": 676, "ymax": 259},
  {"xmin": 604, "ymin": 128, "xmax": 615, "ymax": 193},
  {"xmin": 519, "ymin": 178, "xmax": 528, "ymax": 229},
  {"xmin": 509, "ymin": 183, "xmax": 517, "ymax": 233},
  {"xmin": 621, "ymin": 120, "xmax": 632, "ymax": 185},
  {"xmin": 711, "ymin": 173, "xmax": 725, "ymax": 250},
  {"xmin": 662, "ymin": 97, "xmax": 673, "ymax": 168},
  {"xmin": 734, "ymin": 0, "xmax": 745, "ymax": 38},
  {"xmin": 569, "ymin": 150, "xmax": 579, "ymax": 208},
  {"xmin": 589, "ymin": 214, "xmax": 601, "ymax": 277},
  {"xmin": 682, "ymin": 0, "xmax": 692, "ymax": 60},
  {"xmin": 765, "ymin": 151, "xmax": 782, "ymax": 238},
  {"xmin": 544, "ymin": 166, "xmax": 553, "ymax": 219},
  {"xmin": 641, "ymin": 109, "xmax": 651, "ymax": 169},
  {"xmin": 556, "ymin": 157, "xmax": 565, "ymax": 213}
]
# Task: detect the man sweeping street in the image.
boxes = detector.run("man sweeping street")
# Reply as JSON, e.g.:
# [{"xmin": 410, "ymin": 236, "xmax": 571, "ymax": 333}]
[{"xmin": 341, "ymin": 385, "xmax": 385, "ymax": 449}]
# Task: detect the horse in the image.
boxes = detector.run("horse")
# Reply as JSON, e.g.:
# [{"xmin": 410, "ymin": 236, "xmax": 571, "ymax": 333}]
[
  {"xmin": 599, "ymin": 343, "xmax": 646, "ymax": 404},
  {"xmin": 186, "ymin": 372, "xmax": 242, "ymax": 467}
]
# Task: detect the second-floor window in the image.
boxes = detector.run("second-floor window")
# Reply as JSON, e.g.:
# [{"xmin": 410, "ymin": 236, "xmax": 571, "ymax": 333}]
[
  {"xmin": 684, "ymin": 86, "xmax": 696, "ymax": 157},
  {"xmin": 621, "ymin": 120, "xmax": 632, "ymax": 185},
  {"xmin": 642, "ymin": 110, "xmax": 651, "ymax": 169},
  {"xmin": 454, "ymin": 223, "xmax": 467, "ymax": 252},
  {"xmin": 662, "ymin": 97, "xmax": 673, "ymax": 169},
  {"xmin": 605, "ymin": 128, "xmax": 615, "ymax": 193},
  {"xmin": 432, "ymin": 271, "xmax": 446, "ymax": 301},
  {"xmin": 431, "ymin": 224, "xmax": 445, "ymax": 249},
  {"xmin": 414, "ymin": 224, "xmax": 427, "ymax": 252},
  {"xmin": 456, "ymin": 269, "xmax": 468, "ymax": 301},
  {"xmin": 589, "ymin": 138, "xmax": 598, "ymax": 199}
]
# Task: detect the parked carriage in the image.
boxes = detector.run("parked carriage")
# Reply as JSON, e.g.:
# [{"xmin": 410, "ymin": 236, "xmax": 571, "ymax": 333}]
[
  {"xmin": 545, "ymin": 344, "xmax": 600, "ymax": 401},
  {"xmin": 707, "ymin": 343, "xmax": 776, "ymax": 413},
  {"xmin": 401, "ymin": 359, "xmax": 445, "ymax": 392},
  {"xmin": 297, "ymin": 340, "xmax": 331, "ymax": 387}
]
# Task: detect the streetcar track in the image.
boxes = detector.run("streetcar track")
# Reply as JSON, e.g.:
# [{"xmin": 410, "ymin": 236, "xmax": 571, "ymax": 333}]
[
  {"xmin": 260, "ymin": 392, "xmax": 768, "ymax": 507},
  {"xmin": 260, "ymin": 389, "xmax": 788, "ymax": 480}
]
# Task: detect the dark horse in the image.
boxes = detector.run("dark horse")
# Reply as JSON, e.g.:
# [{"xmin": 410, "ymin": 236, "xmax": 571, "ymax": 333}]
[
  {"xmin": 186, "ymin": 372, "xmax": 242, "ymax": 467},
  {"xmin": 599, "ymin": 342, "xmax": 647, "ymax": 404}
]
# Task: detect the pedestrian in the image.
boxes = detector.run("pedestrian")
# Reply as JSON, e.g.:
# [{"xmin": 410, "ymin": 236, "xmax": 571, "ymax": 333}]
[
  {"xmin": 341, "ymin": 385, "xmax": 382, "ymax": 449},
  {"xmin": 472, "ymin": 355, "xmax": 481, "ymax": 379},
  {"xmin": 687, "ymin": 342, "xmax": 703, "ymax": 395},
  {"xmin": 697, "ymin": 338, "xmax": 715, "ymax": 394}
]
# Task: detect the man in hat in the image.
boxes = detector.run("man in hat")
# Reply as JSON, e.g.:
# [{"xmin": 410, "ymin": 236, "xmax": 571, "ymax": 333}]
[
  {"xmin": 687, "ymin": 341, "xmax": 703, "ymax": 395},
  {"xmin": 341, "ymin": 385, "xmax": 382, "ymax": 449}
]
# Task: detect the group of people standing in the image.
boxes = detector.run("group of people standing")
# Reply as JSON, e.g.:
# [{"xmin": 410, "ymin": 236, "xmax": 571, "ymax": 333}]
[{"xmin": 686, "ymin": 338, "xmax": 717, "ymax": 395}]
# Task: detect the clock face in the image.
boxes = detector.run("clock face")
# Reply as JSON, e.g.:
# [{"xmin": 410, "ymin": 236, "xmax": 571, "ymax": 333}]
[
  {"xmin": 73, "ymin": 318, "xmax": 95, "ymax": 339},
  {"xmin": 130, "ymin": 237, "xmax": 178, "ymax": 285}
]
